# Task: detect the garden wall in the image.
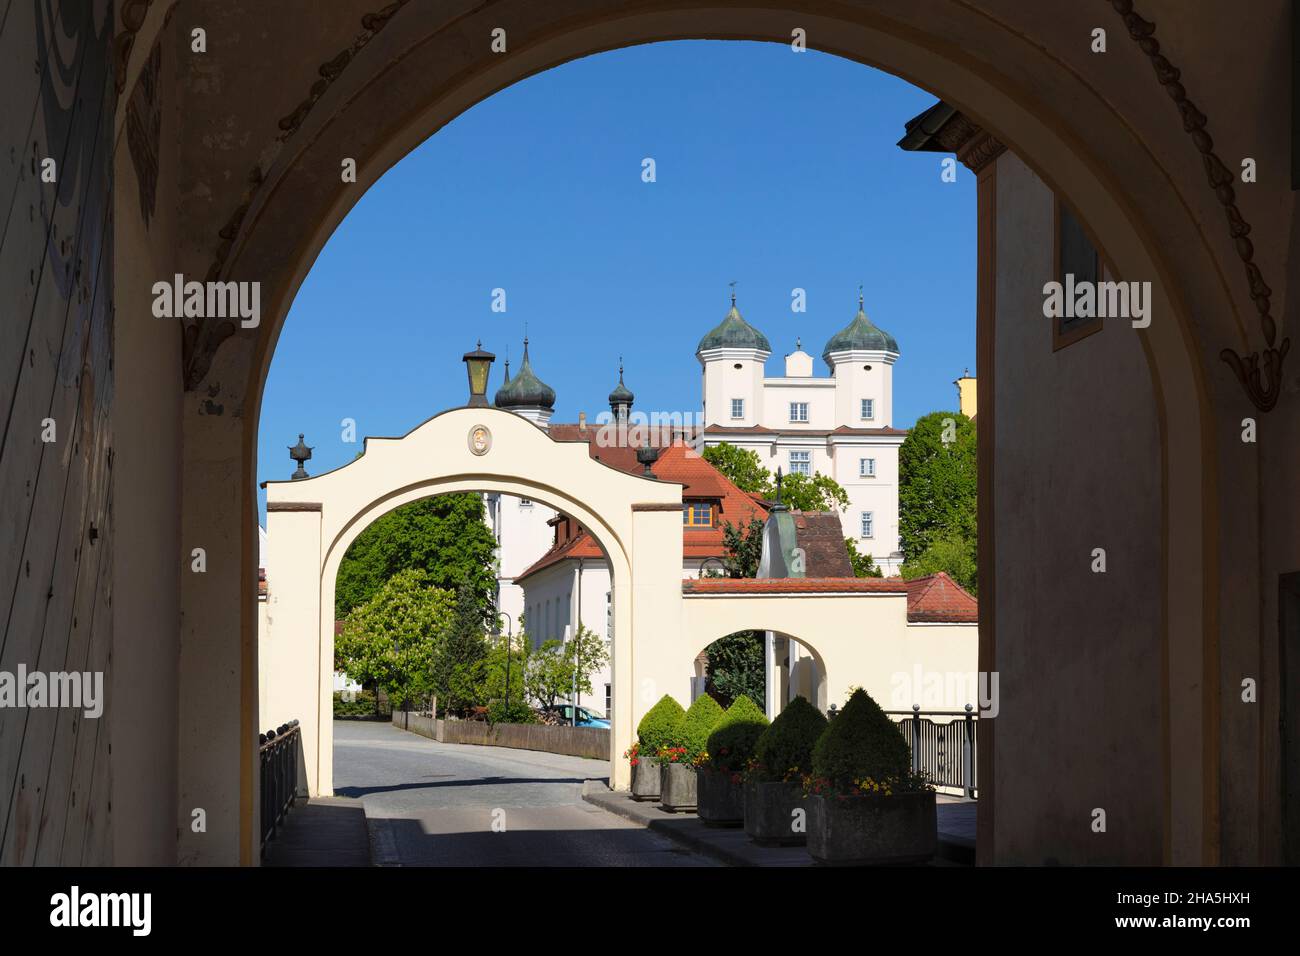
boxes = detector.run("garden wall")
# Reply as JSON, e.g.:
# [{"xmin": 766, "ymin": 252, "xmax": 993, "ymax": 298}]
[{"xmin": 391, "ymin": 712, "xmax": 610, "ymax": 761}]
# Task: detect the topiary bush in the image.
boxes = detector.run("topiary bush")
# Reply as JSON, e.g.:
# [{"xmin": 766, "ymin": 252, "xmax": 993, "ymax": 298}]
[
  {"xmin": 637, "ymin": 694, "xmax": 686, "ymax": 759},
  {"xmin": 706, "ymin": 695, "xmax": 769, "ymax": 773},
  {"xmin": 811, "ymin": 688, "xmax": 909, "ymax": 790},
  {"xmin": 683, "ymin": 693, "xmax": 725, "ymax": 762},
  {"xmin": 752, "ymin": 695, "xmax": 827, "ymax": 782}
]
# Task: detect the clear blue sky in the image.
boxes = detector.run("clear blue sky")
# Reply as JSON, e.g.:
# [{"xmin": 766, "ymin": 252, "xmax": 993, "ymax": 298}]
[{"xmin": 258, "ymin": 41, "xmax": 975, "ymax": 515}]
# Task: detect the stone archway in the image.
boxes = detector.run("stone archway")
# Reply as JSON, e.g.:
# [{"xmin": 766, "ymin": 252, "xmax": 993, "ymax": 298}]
[
  {"xmin": 261, "ymin": 406, "xmax": 684, "ymax": 798},
  {"xmin": 92, "ymin": 0, "xmax": 1296, "ymax": 866}
]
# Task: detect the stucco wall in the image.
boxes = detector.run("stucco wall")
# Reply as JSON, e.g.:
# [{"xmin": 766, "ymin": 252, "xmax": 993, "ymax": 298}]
[{"xmin": 990, "ymin": 152, "xmax": 1163, "ymax": 864}]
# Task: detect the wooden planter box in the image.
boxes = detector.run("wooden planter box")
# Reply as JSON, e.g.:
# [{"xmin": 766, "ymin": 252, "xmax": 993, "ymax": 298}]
[
  {"xmin": 744, "ymin": 779, "xmax": 809, "ymax": 846},
  {"xmin": 630, "ymin": 759, "xmax": 661, "ymax": 801},
  {"xmin": 659, "ymin": 762, "xmax": 698, "ymax": 812},
  {"xmin": 806, "ymin": 791, "xmax": 937, "ymax": 865},
  {"xmin": 697, "ymin": 769, "xmax": 745, "ymax": 826}
]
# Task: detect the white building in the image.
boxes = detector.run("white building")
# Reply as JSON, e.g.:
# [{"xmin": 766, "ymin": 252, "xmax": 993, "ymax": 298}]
[{"xmin": 697, "ymin": 292, "xmax": 906, "ymax": 575}]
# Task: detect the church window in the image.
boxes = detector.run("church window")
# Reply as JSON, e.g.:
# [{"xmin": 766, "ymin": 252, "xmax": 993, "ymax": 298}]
[
  {"xmin": 789, "ymin": 402, "xmax": 809, "ymax": 423},
  {"xmin": 730, "ymin": 398, "xmax": 744, "ymax": 419},
  {"xmin": 861, "ymin": 398, "xmax": 875, "ymax": 420},
  {"xmin": 859, "ymin": 457, "xmax": 876, "ymax": 478}
]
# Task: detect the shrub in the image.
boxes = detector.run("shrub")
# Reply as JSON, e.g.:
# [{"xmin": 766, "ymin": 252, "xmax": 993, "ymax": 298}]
[
  {"xmin": 487, "ymin": 699, "xmax": 536, "ymax": 725},
  {"xmin": 637, "ymin": 695, "xmax": 686, "ymax": 760},
  {"xmin": 682, "ymin": 693, "xmax": 725, "ymax": 762},
  {"xmin": 752, "ymin": 695, "xmax": 827, "ymax": 782},
  {"xmin": 811, "ymin": 688, "xmax": 909, "ymax": 790},
  {"xmin": 706, "ymin": 695, "xmax": 769, "ymax": 774}
]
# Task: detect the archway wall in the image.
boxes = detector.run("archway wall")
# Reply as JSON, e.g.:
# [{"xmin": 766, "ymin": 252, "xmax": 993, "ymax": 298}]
[
  {"xmin": 262, "ymin": 407, "xmax": 684, "ymax": 799},
  {"xmin": 681, "ymin": 592, "xmax": 979, "ymax": 714},
  {"xmin": 87, "ymin": 0, "xmax": 1297, "ymax": 864}
]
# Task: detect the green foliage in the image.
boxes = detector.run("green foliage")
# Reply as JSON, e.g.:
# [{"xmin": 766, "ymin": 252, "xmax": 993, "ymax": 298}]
[
  {"xmin": 812, "ymin": 688, "xmax": 910, "ymax": 789},
  {"xmin": 706, "ymin": 695, "xmax": 769, "ymax": 772},
  {"xmin": 753, "ymin": 696, "xmax": 827, "ymax": 781},
  {"xmin": 901, "ymin": 532, "xmax": 978, "ymax": 595},
  {"xmin": 777, "ymin": 470, "xmax": 849, "ymax": 513},
  {"xmin": 334, "ymin": 569, "xmax": 455, "ymax": 711},
  {"xmin": 636, "ymin": 695, "xmax": 686, "ymax": 756},
  {"xmin": 703, "ymin": 441, "xmax": 849, "ymax": 513},
  {"xmin": 844, "ymin": 537, "xmax": 884, "ymax": 578},
  {"xmin": 332, "ymin": 690, "xmax": 387, "ymax": 717},
  {"xmin": 487, "ymin": 698, "xmax": 537, "ymax": 724},
  {"xmin": 334, "ymin": 494, "xmax": 499, "ymax": 622},
  {"xmin": 705, "ymin": 630, "xmax": 766, "ymax": 707},
  {"xmin": 899, "ymin": 411, "xmax": 977, "ymax": 562},
  {"xmin": 480, "ymin": 633, "xmax": 529, "ymax": 714},
  {"xmin": 431, "ymin": 585, "xmax": 490, "ymax": 715},
  {"xmin": 682, "ymin": 693, "xmax": 725, "ymax": 759},
  {"xmin": 714, "ymin": 518, "xmax": 764, "ymax": 578},
  {"xmin": 701, "ymin": 443, "xmax": 768, "ymax": 494},
  {"xmin": 523, "ymin": 625, "xmax": 610, "ymax": 710}
]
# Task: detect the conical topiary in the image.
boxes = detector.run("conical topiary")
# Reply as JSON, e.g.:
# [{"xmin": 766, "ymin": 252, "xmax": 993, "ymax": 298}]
[
  {"xmin": 637, "ymin": 695, "xmax": 685, "ymax": 758},
  {"xmin": 811, "ymin": 688, "xmax": 909, "ymax": 789},
  {"xmin": 706, "ymin": 695, "xmax": 769, "ymax": 773},
  {"xmin": 683, "ymin": 693, "xmax": 725, "ymax": 761},
  {"xmin": 753, "ymin": 695, "xmax": 828, "ymax": 782}
]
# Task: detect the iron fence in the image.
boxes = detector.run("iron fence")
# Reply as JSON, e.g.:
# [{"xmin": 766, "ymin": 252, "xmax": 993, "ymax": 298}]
[
  {"xmin": 259, "ymin": 720, "xmax": 302, "ymax": 854},
  {"xmin": 886, "ymin": 705, "xmax": 978, "ymax": 798}
]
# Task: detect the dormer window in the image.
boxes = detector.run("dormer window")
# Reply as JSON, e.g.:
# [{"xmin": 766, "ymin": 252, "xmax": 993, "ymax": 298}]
[{"xmin": 683, "ymin": 502, "xmax": 713, "ymax": 527}]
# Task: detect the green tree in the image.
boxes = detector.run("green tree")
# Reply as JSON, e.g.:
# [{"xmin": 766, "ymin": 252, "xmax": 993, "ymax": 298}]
[
  {"xmin": 334, "ymin": 569, "xmax": 455, "ymax": 711},
  {"xmin": 481, "ymin": 632, "xmax": 530, "ymax": 721},
  {"xmin": 431, "ymin": 585, "xmax": 490, "ymax": 715},
  {"xmin": 705, "ymin": 631, "xmax": 766, "ymax": 709},
  {"xmin": 523, "ymin": 625, "xmax": 610, "ymax": 712},
  {"xmin": 776, "ymin": 470, "xmax": 849, "ymax": 513},
  {"xmin": 701, "ymin": 443, "xmax": 768, "ymax": 494},
  {"xmin": 844, "ymin": 537, "xmax": 884, "ymax": 578},
  {"xmin": 334, "ymin": 493, "xmax": 498, "ymax": 623},
  {"xmin": 898, "ymin": 411, "xmax": 977, "ymax": 562},
  {"xmin": 702, "ymin": 441, "xmax": 849, "ymax": 513},
  {"xmin": 901, "ymin": 533, "xmax": 978, "ymax": 595},
  {"xmin": 717, "ymin": 518, "xmax": 765, "ymax": 578}
]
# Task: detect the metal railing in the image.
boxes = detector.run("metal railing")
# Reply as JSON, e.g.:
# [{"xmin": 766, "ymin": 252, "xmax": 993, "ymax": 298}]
[
  {"xmin": 885, "ymin": 705, "xmax": 978, "ymax": 798},
  {"xmin": 259, "ymin": 720, "xmax": 302, "ymax": 854}
]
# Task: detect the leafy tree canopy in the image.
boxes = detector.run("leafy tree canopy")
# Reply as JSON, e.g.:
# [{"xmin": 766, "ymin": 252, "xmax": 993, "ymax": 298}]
[
  {"xmin": 702, "ymin": 442, "xmax": 849, "ymax": 513},
  {"xmin": 705, "ymin": 630, "xmax": 766, "ymax": 709},
  {"xmin": 431, "ymin": 584, "xmax": 491, "ymax": 714},
  {"xmin": 898, "ymin": 411, "xmax": 976, "ymax": 562},
  {"xmin": 900, "ymin": 533, "xmax": 978, "ymax": 595},
  {"xmin": 524, "ymin": 625, "xmax": 610, "ymax": 711},
  {"xmin": 334, "ymin": 568, "xmax": 455, "ymax": 711},
  {"xmin": 334, "ymin": 493, "xmax": 498, "ymax": 623}
]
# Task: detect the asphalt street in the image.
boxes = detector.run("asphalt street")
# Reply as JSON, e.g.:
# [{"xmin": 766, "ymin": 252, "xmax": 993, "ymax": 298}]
[{"xmin": 333, "ymin": 720, "xmax": 717, "ymax": 866}]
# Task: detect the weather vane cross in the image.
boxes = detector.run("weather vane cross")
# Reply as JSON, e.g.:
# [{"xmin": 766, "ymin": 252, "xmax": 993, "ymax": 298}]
[{"xmin": 729, "ymin": 279, "xmax": 737, "ymax": 305}]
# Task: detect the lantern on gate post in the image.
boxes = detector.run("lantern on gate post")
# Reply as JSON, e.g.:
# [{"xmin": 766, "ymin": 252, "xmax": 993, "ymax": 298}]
[{"xmin": 462, "ymin": 341, "xmax": 495, "ymax": 407}]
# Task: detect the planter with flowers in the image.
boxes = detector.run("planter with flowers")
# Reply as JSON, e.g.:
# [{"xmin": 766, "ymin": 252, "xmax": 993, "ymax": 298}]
[
  {"xmin": 630, "ymin": 695, "xmax": 684, "ymax": 801},
  {"xmin": 744, "ymin": 695, "xmax": 826, "ymax": 845},
  {"xmin": 805, "ymin": 688, "xmax": 936, "ymax": 865},
  {"xmin": 699, "ymin": 696, "xmax": 768, "ymax": 827},
  {"xmin": 658, "ymin": 693, "xmax": 723, "ymax": 812}
]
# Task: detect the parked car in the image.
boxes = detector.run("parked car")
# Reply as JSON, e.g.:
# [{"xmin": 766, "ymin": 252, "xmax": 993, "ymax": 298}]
[{"xmin": 543, "ymin": 704, "xmax": 610, "ymax": 728}]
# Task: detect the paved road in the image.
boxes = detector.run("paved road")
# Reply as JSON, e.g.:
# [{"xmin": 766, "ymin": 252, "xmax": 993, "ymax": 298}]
[{"xmin": 333, "ymin": 720, "xmax": 717, "ymax": 866}]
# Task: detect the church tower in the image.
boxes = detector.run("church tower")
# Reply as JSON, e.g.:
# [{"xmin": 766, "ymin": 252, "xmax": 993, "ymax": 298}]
[{"xmin": 696, "ymin": 291, "xmax": 771, "ymax": 427}]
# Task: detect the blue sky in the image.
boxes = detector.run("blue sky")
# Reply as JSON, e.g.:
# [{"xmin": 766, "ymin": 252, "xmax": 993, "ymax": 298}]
[{"xmin": 257, "ymin": 41, "xmax": 976, "ymax": 513}]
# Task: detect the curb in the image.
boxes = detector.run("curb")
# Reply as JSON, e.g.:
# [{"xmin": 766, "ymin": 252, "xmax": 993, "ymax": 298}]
[{"xmin": 582, "ymin": 785, "xmax": 757, "ymax": 867}]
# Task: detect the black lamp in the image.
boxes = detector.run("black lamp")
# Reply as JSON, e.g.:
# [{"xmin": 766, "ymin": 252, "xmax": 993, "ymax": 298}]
[{"xmin": 462, "ymin": 340, "xmax": 495, "ymax": 407}]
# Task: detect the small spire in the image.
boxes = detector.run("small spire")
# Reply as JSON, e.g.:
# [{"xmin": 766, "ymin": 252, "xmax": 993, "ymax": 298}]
[
  {"xmin": 858, "ymin": 283, "xmax": 864, "ymax": 310},
  {"xmin": 729, "ymin": 280, "xmax": 737, "ymax": 307},
  {"xmin": 618, "ymin": 355, "xmax": 625, "ymax": 383},
  {"xmin": 796, "ymin": 336, "xmax": 801, "ymax": 350},
  {"xmin": 772, "ymin": 467, "xmax": 787, "ymax": 512}
]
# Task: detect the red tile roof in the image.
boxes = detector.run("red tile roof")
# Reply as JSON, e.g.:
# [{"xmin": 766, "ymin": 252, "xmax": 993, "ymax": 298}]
[
  {"xmin": 514, "ymin": 437, "xmax": 767, "ymax": 583},
  {"xmin": 681, "ymin": 571, "xmax": 978, "ymax": 623},
  {"xmin": 903, "ymin": 572, "xmax": 979, "ymax": 623}
]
